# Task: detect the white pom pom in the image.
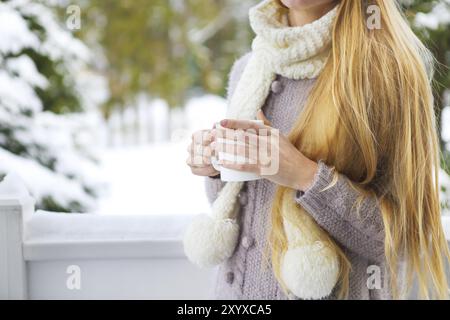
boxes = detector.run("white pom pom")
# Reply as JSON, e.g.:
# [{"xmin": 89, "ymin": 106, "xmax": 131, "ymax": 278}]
[
  {"xmin": 281, "ymin": 244, "xmax": 339, "ymax": 300},
  {"xmin": 183, "ymin": 214, "xmax": 239, "ymax": 268}
]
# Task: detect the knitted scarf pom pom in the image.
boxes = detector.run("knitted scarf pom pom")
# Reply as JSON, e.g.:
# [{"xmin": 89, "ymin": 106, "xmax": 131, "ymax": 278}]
[{"xmin": 183, "ymin": 214, "xmax": 239, "ymax": 267}]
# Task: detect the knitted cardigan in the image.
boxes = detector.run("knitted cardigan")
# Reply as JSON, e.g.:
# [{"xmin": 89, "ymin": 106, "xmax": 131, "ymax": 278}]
[{"xmin": 206, "ymin": 53, "xmax": 402, "ymax": 300}]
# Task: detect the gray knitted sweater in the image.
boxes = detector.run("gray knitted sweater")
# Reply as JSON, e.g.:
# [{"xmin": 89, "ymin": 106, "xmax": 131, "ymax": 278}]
[{"xmin": 205, "ymin": 53, "xmax": 398, "ymax": 300}]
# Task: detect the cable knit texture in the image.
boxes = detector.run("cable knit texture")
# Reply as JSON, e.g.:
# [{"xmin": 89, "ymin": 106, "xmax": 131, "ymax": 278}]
[{"xmin": 207, "ymin": 52, "xmax": 396, "ymax": 300}]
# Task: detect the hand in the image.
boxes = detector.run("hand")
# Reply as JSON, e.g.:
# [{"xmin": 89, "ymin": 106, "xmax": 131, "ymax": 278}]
[
  {"xmin": 186, "ymin": 129, "xmax": 220, "ymax": 177},
  {"xmin": 212, "ymin": 111, "xmax": 318, "ymax": 191}
]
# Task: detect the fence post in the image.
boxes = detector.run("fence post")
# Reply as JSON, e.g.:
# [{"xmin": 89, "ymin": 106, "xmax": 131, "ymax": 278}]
[{"xmin": 0, "ymin": 197, "xmax": 34, "ymax": 300}]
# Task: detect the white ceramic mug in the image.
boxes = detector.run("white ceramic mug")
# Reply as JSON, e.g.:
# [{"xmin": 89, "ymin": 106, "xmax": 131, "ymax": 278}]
[{"xmin": 211, "ymin": 120, "xmax": 264, "ymax": 182}]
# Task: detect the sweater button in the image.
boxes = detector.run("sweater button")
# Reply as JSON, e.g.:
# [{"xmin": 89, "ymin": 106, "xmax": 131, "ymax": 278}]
[
  {"xmin": 238, "ymin": 192, "xmax": 248, "ymax": 206},
  {"xmin": 241, "ymin": 236, "xmax": 254, "ymax": 249},
  {"xmin": 226, "ymin": 272, "xmax": 235, "ymax": 284},
  {"xmin": 271, "ymin": 80, "xmax": 283, "ymax": 94},
  {"xmin": 295, "ymin": 190, "xmax": 305, "ymax": 199}
]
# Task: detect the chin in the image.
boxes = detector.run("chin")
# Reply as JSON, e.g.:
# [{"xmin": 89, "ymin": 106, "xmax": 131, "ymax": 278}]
[{"xmin": 280, "ymin": 0, "xmax": 336, "ymax": 10}]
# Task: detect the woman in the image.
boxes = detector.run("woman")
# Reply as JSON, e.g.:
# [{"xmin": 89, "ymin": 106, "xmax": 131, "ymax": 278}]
[{"xmin": 186, "ymin": 0, "xmax": 449, "ymax": 299}]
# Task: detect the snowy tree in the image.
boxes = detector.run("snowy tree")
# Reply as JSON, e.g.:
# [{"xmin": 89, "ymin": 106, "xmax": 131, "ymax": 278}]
[
  {"xmin": 0, "ymin": 0, "xmax": 105, "ymax": 212},
  {"xmin": 80, "ymin": 0, "xmax": 255, "ymax": 115}
]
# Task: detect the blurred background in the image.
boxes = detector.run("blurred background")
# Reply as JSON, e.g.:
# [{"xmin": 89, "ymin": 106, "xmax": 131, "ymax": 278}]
[{"xmin": 0, "ymin": 0, "xmax": 449, "ymax": 216}]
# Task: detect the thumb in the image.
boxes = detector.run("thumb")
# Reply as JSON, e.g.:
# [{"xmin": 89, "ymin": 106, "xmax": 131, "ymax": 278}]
[{"xmin": 257, "ymin": 110, "xmax": 272, "ymax": 126}]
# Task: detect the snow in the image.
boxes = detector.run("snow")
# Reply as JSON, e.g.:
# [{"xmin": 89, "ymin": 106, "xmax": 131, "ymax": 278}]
[
  {"xmin": 185, "ymin": 94, "xmax": 227, "ymax": 132},
  {"xmin": 0, "ymin": 2, "xmax": 39, "ymax": 54},
  {"xmin": 0, "ymin": 0, "xmax": 108, "ymax": 212},
  {"xmin": 0, "ymin": 70, "xmax": 43, "ymax": 113},
  {"xmin": 443, "ymin": 106, "xmax": 450, "ymax": 143},
  {"xmin": 96, "ymin": 142, "xmax": 210, "ymax": 216},
  {"xmin": 415, "ymin": 0, "xmax": 450, "ymax": 30},
  {"xmin": 96, "ymin": 94, "xmax": 227, "ymax": 216},
  {"xmin": 0, "ymin": 148, "xmax": 96, "ymax": 210},
  {"xmin": 0, "ymin": 172, "xmax": 30, "ymax": 198},
  {"xmin": 147, "ymin": 99, "xmax": 170, "ymax": 143},
  {"xmin": 0, "ymin": 0, "xmax": 89, "ymax": 62},
  {"xmin": 25, "ymin": 210, "xmax": 194, "ymax": 241},
  {"xmin": 76, "ymin": 70, "xmax": 110, "ymax": 111},
  {"xmin": 13, "ymin": 0, "xmax": 90, "ymax": 63},
  {"xmin": 6, "ymin": 55, "xmax": 49, "ymax": 89}
]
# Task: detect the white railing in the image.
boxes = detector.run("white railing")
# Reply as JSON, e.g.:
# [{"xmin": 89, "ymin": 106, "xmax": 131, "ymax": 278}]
[
  {"xmin": 0, "ymin": 196, "xmax": 31, "ymax": 299},
  {"xmin": 1, "ymin": 176, "xmax": 450, "ymax": 300},
  {"xmin": 0, "ymin": 190, "xmax": 216, "ymax": 300}
]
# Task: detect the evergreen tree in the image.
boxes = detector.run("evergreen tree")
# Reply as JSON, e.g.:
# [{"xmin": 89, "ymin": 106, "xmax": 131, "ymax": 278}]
[
  {"xmin": 0, "ymin": 0, "xmax": 103, "ymax": 212},
  {"xmin": 80, "ymin": 0, "xmax": 256, "ymax": 118}
]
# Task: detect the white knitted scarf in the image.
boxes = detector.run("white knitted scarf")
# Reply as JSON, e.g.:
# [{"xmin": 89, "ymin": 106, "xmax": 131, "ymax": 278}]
[
  {"xmin": 214, "ymin": 0, "xmax": 338, "ymax": 219},
  {"xmin": 184, "ymin": 0, "xmax": 338, "ymax": 279}
]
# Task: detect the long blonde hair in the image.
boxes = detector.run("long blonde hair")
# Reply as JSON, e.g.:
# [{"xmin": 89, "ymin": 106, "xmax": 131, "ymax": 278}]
[{"xmin": 271, "ymin": 0, "xmax": 450, "ymax": 299}]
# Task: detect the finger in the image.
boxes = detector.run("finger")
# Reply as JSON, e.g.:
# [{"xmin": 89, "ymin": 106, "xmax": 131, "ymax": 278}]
[
  {"xmin": 244, "ymin": 131, "xmax": 266, "ymax": 147},
  {"xmin": 210, "ymin": 141, "xmax": 219, "ymax": 158},
  {"xmin": 214, "ymin": 127, "xmax": 266, "ymax": 147},
  {"xmin": 234, "ymin": 133, "xmax": 273, "ymax": 166},
  {"xmin": 192, "ymin": 130, "xmax": 213, "ymax": 146},
  {"xmin": 187, "ymin": 144, "xmax": 212, "ymax": 157},
  {"xmin": 235, "ymin": 144, "xmax": 259, "ymax": 164},
  {"xmin": 220, "ymin": 128, "xmax": 250, "ymax": 144},
  {"xmin": 186, "ymin": 155, "xmax": 212, "ymax": 167},
  {"xmin": 191, "ymin": 144, "xmax": 213, "ymax": 158},
  {"xmin": 218, "ymin": 160, "xmax": 259, "ymax": 174},
  {"xmin": 257, "ymin": 110, "xmax": 272, "ymax": 126},
  {"xmin": 219, "ymin": 119, "xmax": 267, "ymax": 131},
  {"xmin": 190, "ymin": 165, "xmax": 218, "ymax": 177},
  {"xmin": 212, "ymin": 138, "xmax": 244, "ymax": 156},
  {"xmin": 213, "ymin": 135, "xmax": 261, "ymax": 162}
]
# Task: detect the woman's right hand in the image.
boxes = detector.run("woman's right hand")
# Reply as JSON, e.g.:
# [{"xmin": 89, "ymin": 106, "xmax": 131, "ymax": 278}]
[{"xmin": 186, "ymin": 129, "xmax": 219, "ymax": 177}]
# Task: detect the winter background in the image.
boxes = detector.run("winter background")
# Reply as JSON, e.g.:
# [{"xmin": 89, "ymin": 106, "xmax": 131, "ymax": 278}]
[{"xmin": 0, "ymin": 0, "xmax": 449, "ymax": 217}]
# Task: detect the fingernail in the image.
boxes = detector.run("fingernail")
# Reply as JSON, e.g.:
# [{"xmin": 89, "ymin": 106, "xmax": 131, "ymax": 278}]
[{"xmin": 220, "ymin": 119, "xmax": 228, "ymax": 127}]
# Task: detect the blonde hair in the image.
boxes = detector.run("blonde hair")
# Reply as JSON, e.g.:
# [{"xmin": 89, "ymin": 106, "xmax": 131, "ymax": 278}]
[{"xmin": 270, "ymin": 0, "xmax": 450, "ymax": 299}]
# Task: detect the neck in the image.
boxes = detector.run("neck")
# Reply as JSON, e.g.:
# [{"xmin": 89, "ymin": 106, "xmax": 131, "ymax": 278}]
[{"xmin": 288, "ymin": 1, "xmax": 338, "ymax": 27}]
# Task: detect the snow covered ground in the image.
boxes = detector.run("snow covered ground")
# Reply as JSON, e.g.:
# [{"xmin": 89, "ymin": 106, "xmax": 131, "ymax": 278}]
[
  {"xmin": 96, "ymin": 95, "xmax": 227, "ymax": 216},
  {"xmin": 96, "ymin": 142, "xmax": 211, "ymax": 216}
]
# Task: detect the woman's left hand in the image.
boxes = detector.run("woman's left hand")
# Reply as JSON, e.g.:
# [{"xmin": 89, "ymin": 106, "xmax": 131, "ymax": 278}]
[{"xmin": 211, "ymin": 110, "xmax": 319, "ymax": 191}]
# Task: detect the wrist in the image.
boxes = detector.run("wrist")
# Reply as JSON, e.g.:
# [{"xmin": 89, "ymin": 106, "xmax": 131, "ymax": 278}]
[
  {"xmin": 209, "ymin": 171, "xmax": 221, "ymax": 179},
  {"xmin": 292, "ymin": 156, "xmax": 318, "ymax": 191}
]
